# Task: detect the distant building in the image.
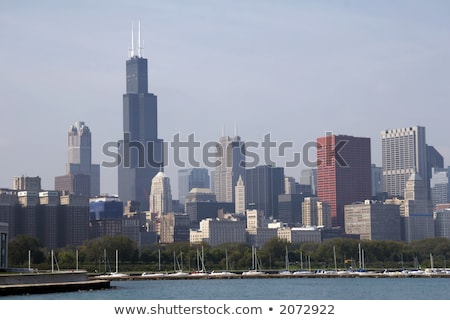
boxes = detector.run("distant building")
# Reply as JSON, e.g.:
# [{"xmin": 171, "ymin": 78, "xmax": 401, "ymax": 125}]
[
  {"xmin": 184, "ymin": 188, "xmax": 216, "ymax": 204},
  {"xmin": 246, "ymin": 209, "xmax": 266, "ymax": 230},
  {"xmin": 245, "ymin": 209, "xmax": 276, "ymax": 248},
  {"xmin": 190, "ymin": 218, "xmax": 247, "ymax": 246},
  {"xmin": 381, "ymin": 126, "xmax": 428, "ymax": 199},
  {"xmin": 55, "ymin": 173, "xmax": 91, "ymax": 197},
  {"xmin": 55, "ymin": 121, "xmax": 100, "ymax": 197},
  {"xmin": 427, "ymin": 144, "xmax": 444, "ymax": 199},
  {"xmin": 399, "ymin": 172, "xmax": 435, "ymax": 243},
  {"xmin": 17, "ymin": 191, "xmax": 40, "ymax": 239},
  {"xmin": 185, "ymin": 201, "xmax": 234, "ymax": 227},
  {"xmin": 213, "ymin": 134, "xmax": 245, "ymax": 203},
  {"xmin": 160, "ymin": 213, "xmax": 190, "ymax": 243},
  {"xmin": 278, "ymin": 193, "xmax": 305, "ymax": 226},
  {"xmin": 302, "ymin": 197, "xmax": 331, "ymax": 228},
  {"xmin": 316, "ymin": 134, "xmax": 372, "ymax": 227},
  {"xmin": 234, "ymin": 175, "xmax": 246, "ymax": 214},
  {"xmin": 299, "ymin": 169, "xmax": 317, "ymax": 196},
  {"xmin": 246, "ymin": 227, "xmax": 278, "ymax": 249},
  {"xmin": 245, "ymin": 165, "xmax": 285, "ymax": 219},
  {"xmin": 178, "ymin": 168, "xmax": 210, "ymax": 206},
  {"xmin": 277, "ymin": 227, "xmax": 321, "ymax": 244},
  {"xmin": 118, "ymin": 25, "xmax": 164, "ymax": 211},
  {"xmin": 149, "ymin": 171, "xmax": 173, "ymax": 217},
  {"xmin": 430, "ymin": 167, "xmax": 450, "ymax": 206},
  {"xmin": 371, "ymin": 164, "xmax": 383, "ymax": 198},
  {"xmin": 434, "ymin": 209, "xmax": 450, "ymax": 239},
  {"xmin": 60, "ymin": 194, "xmax": 89, "ymax": 247},
  {"xmin": 344, "ymin": 200, "xmax": 401, "ymax": 241},
  {"xmin": 0, "ymin": 222, "xmax": 8, "ymax": 269},
  {"xmin": 38, "ymin": 191, "xmax": 60, "ymax": 249},
  {"xmin": 88, "ymin": 196, "xmax": 123, "ymax": 239},
  {"xmin": 0, "ymin": 189, "xmax": 20, "ymax": 240},
  {"xmin": 13, "ymin": 176, "xmax": 41, "ymax": 192},
  {"xmin": 284, "ymin": 176, "xmax": 297, "ymax": 195},
  {"xmin": 89, "ymin": 196, "xmax": 123, "ymax": 221},
  {"xmin": 0, "ymin": 189, "xmax": 89, "ymax": 248}
]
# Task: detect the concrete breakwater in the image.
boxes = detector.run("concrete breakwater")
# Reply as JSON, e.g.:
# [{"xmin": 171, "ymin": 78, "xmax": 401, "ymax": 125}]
[{"xmin": 0, "ymin": 270, "xmax": 110, "ymax": 296}]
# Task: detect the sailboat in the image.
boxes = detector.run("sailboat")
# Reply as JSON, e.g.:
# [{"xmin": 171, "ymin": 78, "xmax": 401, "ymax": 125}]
[
  {"xmin": 242, "ymin": 246, "xmax": 265, "ymax": 276},
  {"xmin": 96, "ymin": 249, "xmax": 128, "ymax": 278},
  {"xmin": 142, "ymin": 249, "xmax": 166, "ymax": 277},
  {"xmin": 211, "ymin": 249, "xmax": 237, "ymax": 276},
  {"xmin": 190, "ymin": 246, "xmax": 209, "ymax": 277},
  {"xmin": 293, "ymin": 251, "xmax": 313, "ymax": 275},
  {"xmin": 279, "ymin": 246, "xmax": 292, "ymax": 275},
  {"xmin": 167, "ymin": 251, "xmax": 189, "ymax": 277}
]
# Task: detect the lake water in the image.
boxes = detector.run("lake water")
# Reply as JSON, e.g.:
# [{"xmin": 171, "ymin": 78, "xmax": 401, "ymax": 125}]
[{"xmin": 2, "ymin": 277, "xmax": 450, "ymax": 300}]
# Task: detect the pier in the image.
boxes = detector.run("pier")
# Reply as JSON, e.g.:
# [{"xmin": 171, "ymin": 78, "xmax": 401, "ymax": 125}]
[{"xmin": 0, "ymin": 270, "xmax": 110, "ymax": 296}]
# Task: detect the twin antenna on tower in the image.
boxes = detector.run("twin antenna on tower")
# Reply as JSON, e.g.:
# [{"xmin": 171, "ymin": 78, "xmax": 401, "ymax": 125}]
[{"xmin": 129, "ymin": 20, "xmax": 143, "ymax": 58}]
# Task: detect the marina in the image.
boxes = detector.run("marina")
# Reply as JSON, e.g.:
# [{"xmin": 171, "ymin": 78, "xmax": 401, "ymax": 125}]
[{"xmin": 90, "ymin": 268, "xmax": 450, "ymax": 281}]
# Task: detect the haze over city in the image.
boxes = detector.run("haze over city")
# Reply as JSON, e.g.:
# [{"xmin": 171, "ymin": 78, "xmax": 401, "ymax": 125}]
[{"xmin": 2, "ymin": 0, "xmax": 450, "ymax": 197}]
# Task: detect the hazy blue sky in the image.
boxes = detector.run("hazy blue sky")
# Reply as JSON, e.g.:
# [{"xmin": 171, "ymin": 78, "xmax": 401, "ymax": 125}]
[{"xmin": 1, "ymin": 0, "xmax": 450, "ymax": 198}]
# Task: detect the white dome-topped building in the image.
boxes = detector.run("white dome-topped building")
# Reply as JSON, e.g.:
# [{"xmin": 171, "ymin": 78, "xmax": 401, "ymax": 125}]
[{"xmin": 149, "ymin": 171, "xmax": 173, "ymax": 216}]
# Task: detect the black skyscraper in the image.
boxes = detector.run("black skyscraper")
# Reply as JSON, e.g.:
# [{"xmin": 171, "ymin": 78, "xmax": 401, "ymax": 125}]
[
  {"xmin": 118, "ymin": 23, "xmax": 163, "ymax": 211},
  {"xmin": 245, "ymin": 165, "xmax": 285, "ymax": 219}
]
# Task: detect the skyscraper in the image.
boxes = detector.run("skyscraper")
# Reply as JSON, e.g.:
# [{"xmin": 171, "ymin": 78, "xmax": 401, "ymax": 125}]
[
  {"xmin": 149, "ymin": 171, "xmax": 173, "ymax": 216},
  {"xmin": 381, "ymin": 126, "xmax": 428, "ymax": 198},
  {"xmin": 234, "ymin": 174, "xmax": 245, "ymax": 214},
  {"xmin": 55, "ymin": 121, "xmax": 100, "ymax": 197},
  {"xmin": 118, "ymin": 22, "xmax": 164, "ymax": 210},
  {"xmin": 213, "ymin": 134, "xmax": 245, "ymax": 203},
  {"xmin": 401, "ymin": 172, "xmax": 435, "ymax": 242},
  {"xmin": 316, "ymin": 134, "xmax": 372, "ymax": 227},
  {"xmin": 245, "ymin": 165, "xmax": 285, "ymax": 219}
]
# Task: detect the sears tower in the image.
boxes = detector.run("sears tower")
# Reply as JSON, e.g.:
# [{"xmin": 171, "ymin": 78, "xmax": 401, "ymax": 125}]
[{"xmin": 118, "ymin": 22, "xmax": 164, "ymax": 211}]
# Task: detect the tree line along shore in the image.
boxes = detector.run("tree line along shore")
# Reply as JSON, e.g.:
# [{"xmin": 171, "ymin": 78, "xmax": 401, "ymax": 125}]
[{"xmin": 5, "ymin": 235, "xmax": 450, "ymax": 273}]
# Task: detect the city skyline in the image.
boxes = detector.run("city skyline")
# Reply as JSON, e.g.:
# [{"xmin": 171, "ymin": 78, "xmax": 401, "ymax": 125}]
[{"xmin": 2, "ymin": 1, "xmax": 450, "ymax": 196}]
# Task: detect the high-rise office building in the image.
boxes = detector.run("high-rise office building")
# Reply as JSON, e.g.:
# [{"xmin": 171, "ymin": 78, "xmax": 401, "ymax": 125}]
[
  {"xmin": 299, "ymin": 169, "xmax": 317, "ymax": 196},
  {"xmin": 213, "ymin": 134, "xmax": 245, "ymax": 203},
  {"xmin": 278, "ymin": 193, "xmax": 305, "ymax": 225},
  {"xmin": 371, "ymin": 164, "xmax": 383, "ymax": 198},
  {"xmin": 284, "ymin": 176, "xmax": 297, "ymax": 195},
  {"xmin": 178, "ymin": 168, "xmax": 210, "ymax": 205},
  {"xmin": 344, "ymin": 200, "xmax": 401, "ymax": 241},
  {"xmin": 302, "ymin": 197, "xmax": 331, "ymax": 228},
  {"xmin": 118, "ymin": 22, "xmax": 164, "ymax": 211},
  {"xmin": 234, "ymin": 175, "xmax": 246, "ymax": 214},
  {"xmin": 245, "ymin": 165, "xmax": 285, "ymax": 219},
  {"xmin": 316, "ymin": 134, "xmax": 372, "ymax": 227},
  {"xmin": 430, "ymin": 167, "xmax": 450, "ymax": 205},
  {"xmin": 149, "ymin": 171, "xmax": 173, "ymax": 216},
  {"xmin": 55, "ymin": 121, "xmax": 100, "ymax": 197},
  {"xmin": 381, "ymin": 126, "xmax": 428, "ymax": 199},
  {"xmin": 401, "ymin": 172, "xmax": 435, "ymax": 242}
]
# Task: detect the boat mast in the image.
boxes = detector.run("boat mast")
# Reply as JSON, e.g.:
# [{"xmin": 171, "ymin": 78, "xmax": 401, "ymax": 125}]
[
  {"xmin": 158, "ymin": 249, "xmax": 161, "ymax": 271},
  {"xmin": 300, "ymin": 251, "xmax": 303, "ymax": 270},
  {"xmin": 104, "ymin": 249, "xmax": 107, "ymax": 273},
  {"xmin": 285, "ymin": 246, "xmax": 289, "ymax": 271},
  {"xmin": 358, "ymin": 243, "xmax": 362, "ymax": 270},
  {"xmin": 225, "ymin": 249, "xmax": 229, "ymax": 271},
  {"xmin": 333, "ymin": 246, "xmax": 337, "ymax": 272},
  {"xmin": 115, "ymin": 249, "xmax": 119, "ymax": 273}
]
